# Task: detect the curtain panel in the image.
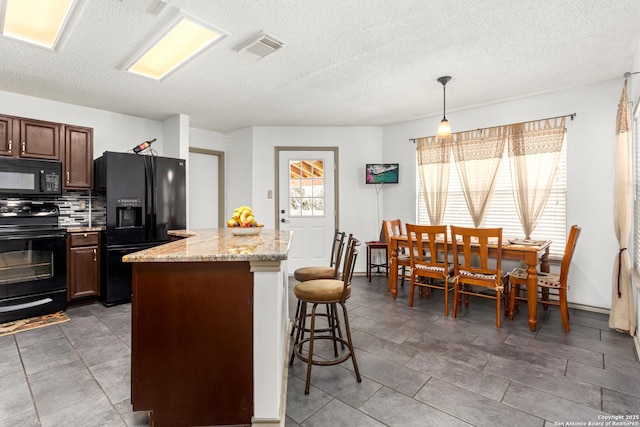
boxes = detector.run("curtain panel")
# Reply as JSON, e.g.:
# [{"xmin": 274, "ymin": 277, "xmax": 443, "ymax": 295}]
[
  {"xmin": 452, "ymin": 128, "xmax": 507, "ymax": 227},
  {"xmin": 609, "ymin": 81, "xmax": 636, "ymax": 336},
  {"xmin": 416, "ymin": 136, "xmax": 451, "ymax": 225},
  {"xmin": 507, "ymin": 118, "xmax": 566, "ymax": 239}
]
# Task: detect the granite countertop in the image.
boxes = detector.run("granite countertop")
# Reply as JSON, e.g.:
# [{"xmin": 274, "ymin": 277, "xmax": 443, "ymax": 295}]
[
  {"xmin": 122, "ymin": 228, "xmax": 292, "ymax": 263},
  {"xmin": 66, "ymin": 226, "xmax": 106, "ymax": 232}
]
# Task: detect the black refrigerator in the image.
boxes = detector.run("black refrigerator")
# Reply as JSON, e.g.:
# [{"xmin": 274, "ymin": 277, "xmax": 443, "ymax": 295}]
[{"xmin": 94, "ymin": 151, "xmax": 186, "ymax": 306}]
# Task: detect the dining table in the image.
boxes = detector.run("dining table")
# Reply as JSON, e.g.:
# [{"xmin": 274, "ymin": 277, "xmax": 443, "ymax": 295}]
[{"xmin": 387, "ymin": 235, "xmax": 552, "ymax": 332}]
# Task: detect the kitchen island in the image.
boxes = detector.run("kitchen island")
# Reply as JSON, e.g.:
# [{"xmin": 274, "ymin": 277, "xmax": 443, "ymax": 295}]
[{"xmin": 122, "ymin": 228, "xmax": 292, "ymax": 427}]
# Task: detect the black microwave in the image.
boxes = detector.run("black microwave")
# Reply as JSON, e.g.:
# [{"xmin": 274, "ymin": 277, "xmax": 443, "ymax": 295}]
[{"xmin": 0, "ymin": 157, "xmax": 62, "ymax": 196}]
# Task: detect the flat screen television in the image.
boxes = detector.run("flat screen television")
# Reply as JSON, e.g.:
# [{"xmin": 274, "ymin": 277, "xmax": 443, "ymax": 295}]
[{"xmin": 366, "ymin": 163, "xmax": 399, "ymax": 184}]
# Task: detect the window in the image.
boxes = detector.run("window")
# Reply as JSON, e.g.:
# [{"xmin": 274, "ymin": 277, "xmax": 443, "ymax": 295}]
[
  {"xmin": 288, "ymin": 159, "xmax": 325, "ymax": 216},
  {"xmin": 417, "ymin": 140, "xmax": 567, "ymax": 257}
]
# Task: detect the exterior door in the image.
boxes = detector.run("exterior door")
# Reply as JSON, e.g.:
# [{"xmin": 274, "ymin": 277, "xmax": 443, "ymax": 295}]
[{"xmin": 278, "ymin": 149, "xmax": 337, "ymax": 274}]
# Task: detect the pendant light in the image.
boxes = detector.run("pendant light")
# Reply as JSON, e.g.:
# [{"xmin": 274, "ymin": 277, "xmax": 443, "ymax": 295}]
[{"xmin": 436, "ymin": 76, "xmax": 452, "ymax": 138}]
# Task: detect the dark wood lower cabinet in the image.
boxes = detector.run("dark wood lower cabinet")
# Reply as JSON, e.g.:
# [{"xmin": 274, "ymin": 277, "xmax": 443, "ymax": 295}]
[
  {"xmin": 131, "ymin": 261, "xmax": 253, "ymax": 427},
  {"xmin": 67, "ymin": 232, "xmax": 100, "ymax": 301}
]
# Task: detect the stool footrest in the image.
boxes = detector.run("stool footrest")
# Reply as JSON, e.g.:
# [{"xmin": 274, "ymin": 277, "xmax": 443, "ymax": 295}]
[{"xmin": 294, "ymin": 336, "xmax": 354, "ymax": 366}]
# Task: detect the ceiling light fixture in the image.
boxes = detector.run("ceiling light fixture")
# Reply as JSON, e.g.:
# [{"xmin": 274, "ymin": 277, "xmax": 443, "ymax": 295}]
[
  {"xmin": 124, "ymin": 12, "xmax": 229, "ymax": 80},
  {"xmin": 436, "ymin": 76, "xmax": 452, "ymax": 138},
  {"xmin": 0, "ymin": 0, "xmax": 80, "ymax": 50}
]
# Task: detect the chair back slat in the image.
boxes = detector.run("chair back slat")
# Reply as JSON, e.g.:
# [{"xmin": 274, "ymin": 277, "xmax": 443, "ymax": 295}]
[
  {"xmin": 330, "ymin": 230, "xmax": 347, "ymax": 278},
  {"xmin": 383, "ymin": 219, "xmax": 405, "ymax": 257},
  {"xmin": 340, "ymin": 234, "xmax": 359, "ymax": 302},
  {"xmin": 405, "ymin": 223, "xmax": 448, "ymax": 271},
  {"xmin": 559, "ymin": 225, "xmax": 581, "ymax": 285},
  {"xmin": 450, "ymin": 225, "xmax": 502, "ymax": 277}
]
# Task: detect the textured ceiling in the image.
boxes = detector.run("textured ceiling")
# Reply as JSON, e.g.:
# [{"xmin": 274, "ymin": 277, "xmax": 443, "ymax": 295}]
[{"xmin": 0, "ymin": 0, "xmax": 639, "ymax": 133}]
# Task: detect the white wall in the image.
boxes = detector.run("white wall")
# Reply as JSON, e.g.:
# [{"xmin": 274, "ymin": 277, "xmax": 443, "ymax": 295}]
[
  {"xmin": 189, "ymin": 127, "xmax": 227, "ymax": 150},
  {"xmin": 226, "ymin": 127, "xmax": 254, "ymax": 222},
  {"xmin": 382, "ymin": 80, "xmax": 623, "ymax": 310},
  {"xmin": 0, "ymin": 91, "xmax": 164, "ymax": 157},
  {"xmin": 248, "ymin": 126, "xmax": 384, "ymax": 272},
  {"xmin": 0, "ymin": 81, "xmax": 627, "ymax": 310}
]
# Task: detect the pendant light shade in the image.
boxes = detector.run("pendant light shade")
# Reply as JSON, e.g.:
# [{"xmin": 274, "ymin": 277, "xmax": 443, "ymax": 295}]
[{"xmin": 437, "ymin": 76, "xmax": 452, "ymax": 138}]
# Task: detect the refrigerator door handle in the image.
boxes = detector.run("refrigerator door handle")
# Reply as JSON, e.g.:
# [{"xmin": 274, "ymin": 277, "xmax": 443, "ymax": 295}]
[{"xmin": 150, "ymin": 155, "xmax": 157, "ymax": 240}]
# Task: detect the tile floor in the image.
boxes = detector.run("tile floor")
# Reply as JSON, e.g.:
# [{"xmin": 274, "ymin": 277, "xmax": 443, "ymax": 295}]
[{"xmin": 0, "ymin": 274, "xmax": 638, "ymax": 426}]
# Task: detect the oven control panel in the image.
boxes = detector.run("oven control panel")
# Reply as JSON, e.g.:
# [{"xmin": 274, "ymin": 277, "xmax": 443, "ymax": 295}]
[{"xmin": 0, "ymin": 202, "xmax": 59, "ymax": 217}]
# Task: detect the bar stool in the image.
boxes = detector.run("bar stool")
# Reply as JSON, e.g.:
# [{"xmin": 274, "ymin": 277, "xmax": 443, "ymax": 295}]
[
  {"xmin": 290, "ymin": 230, "xmax": 346, "ymax": 345},
  {"xmin": 290, "ymin": 235, "xmax": 361, "ymax": 394},
  {"xmin": 366, "ymin": 240, "xmax": 388, "ymax": 281}
]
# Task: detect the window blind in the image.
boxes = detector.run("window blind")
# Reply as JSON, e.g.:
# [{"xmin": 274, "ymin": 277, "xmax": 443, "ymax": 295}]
[{"xmin": 417, "ymin": 140, "xmax": 567, "ymax": 257}]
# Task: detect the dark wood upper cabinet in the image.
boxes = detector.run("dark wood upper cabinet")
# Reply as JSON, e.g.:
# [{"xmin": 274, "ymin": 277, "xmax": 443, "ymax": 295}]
[
  {"xmin": 63, "ymin": 125, "xmax": 93, "ymax": 190},
  {"xmin": 0, "ymin": 115, "xmax": 15, "ymax": 156},
  {"xmin": 20, "ymin": 119, "xmax": 60, "ymax": 160},
  {"xmin": 0, "ymin": 114, "xmax": 94, "ymax": 190}
]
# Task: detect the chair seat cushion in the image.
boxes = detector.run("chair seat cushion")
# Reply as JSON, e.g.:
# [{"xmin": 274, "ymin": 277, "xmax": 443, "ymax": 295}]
[
  {"xmin": 459, "ymin": 269, "xmax": 497, "ymax": 281},
  {"xmin": 510, "ymin": 268, "xmax": 563, "ymax": 288},
  {"xmin": 294, "ymin": 279, "xmax": 350, "ymax": 303},
  {"xmin": 414, "ymin": 264, "xmax": 454, "ymax": 274},
  {"xmin": 294, "ymin": 266, "xmax": 335, "ymax": 281}
]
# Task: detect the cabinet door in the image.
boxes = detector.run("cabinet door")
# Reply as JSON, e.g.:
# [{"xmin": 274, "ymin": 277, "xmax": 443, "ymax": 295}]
[
  {"xmin": 63, "ymin": 125, "xmax": 93, "ymax": 189},
  {"xmin": 0, "ymin": 115, "xmax": 15, "ymax": 156},
  {"xmin": 68, "ymin": 245, "xmax": 100, "ymax": 300},
  {"xmin": 20, "ymin": 119, "xmax": 60, "ymax": 159}
]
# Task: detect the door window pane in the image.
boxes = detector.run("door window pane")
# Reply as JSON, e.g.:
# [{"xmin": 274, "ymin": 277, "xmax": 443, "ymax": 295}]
[{"xmin": 289, "ymin": 160, "xmax": 325, "ymax": 217}]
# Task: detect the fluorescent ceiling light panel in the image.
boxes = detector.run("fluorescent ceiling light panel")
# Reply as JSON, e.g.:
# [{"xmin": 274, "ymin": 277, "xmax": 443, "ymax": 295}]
[
  {"xmin": 126, "ymin": 14, "xmax": 227, "ymax": 80},
  {"xmin": 0, "ymin": 0, "xmax": 78, "ymax": 49}
]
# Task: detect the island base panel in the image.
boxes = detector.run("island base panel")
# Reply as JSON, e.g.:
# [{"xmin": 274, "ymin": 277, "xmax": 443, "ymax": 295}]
[{"xmin": 131, "ymin": 261, "xmax": 253, "ymax": 426}]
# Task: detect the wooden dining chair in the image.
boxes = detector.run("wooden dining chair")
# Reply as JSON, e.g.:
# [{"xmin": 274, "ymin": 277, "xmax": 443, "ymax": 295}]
[
  {"xmin": 406, "ymin": 223, "xmax": 453, "ymax": 315},
  {"xmin": 508, "ymin": 225, "xmax": 581, "ymax": 332},
  {"xmin": 450, "ymin": 225, "xmax": 507, "ymax": 328},
  {"xmin": 383, "ymin": 219, "xmax": 411, "ymax": 291}
]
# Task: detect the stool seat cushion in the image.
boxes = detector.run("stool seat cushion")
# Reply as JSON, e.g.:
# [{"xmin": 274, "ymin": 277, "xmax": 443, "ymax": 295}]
[
  {"xmin": 294, "ymin": 266, "xmax": 335, "ymax": 281},
  {"xmin": 294, "ymin": 279, "xmax": 351, "ymax": 303}
]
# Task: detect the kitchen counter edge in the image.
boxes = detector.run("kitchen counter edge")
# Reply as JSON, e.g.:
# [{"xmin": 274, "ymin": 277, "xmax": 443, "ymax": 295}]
[{"xmin": 122, "ymin": 228, "xmax": 292, "ymax": 263}]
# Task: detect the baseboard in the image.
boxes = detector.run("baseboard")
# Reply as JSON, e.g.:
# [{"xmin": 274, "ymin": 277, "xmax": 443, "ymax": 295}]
[{"xmin": 567, "ymin": 302, "xmax": 609, "ymax": 314}]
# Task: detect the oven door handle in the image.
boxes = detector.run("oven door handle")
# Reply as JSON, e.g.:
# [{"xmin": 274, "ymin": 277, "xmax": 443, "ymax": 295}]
[
  {"xmin": 1, "ymin": 233, "xmax": 66, "ymax": 240},
  {"xmin": 0, "ymin": 298, "xmax": 53, "ymax": 313}
]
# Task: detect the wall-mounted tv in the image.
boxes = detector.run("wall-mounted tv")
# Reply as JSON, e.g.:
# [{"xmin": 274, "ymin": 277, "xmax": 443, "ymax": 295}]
[{"xmin": 366, "ymin": 163, "xmax": 399, "ymax": 184}]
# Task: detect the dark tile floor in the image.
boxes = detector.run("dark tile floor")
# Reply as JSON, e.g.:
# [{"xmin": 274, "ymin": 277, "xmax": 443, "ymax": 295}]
[{"xmin": 0, "ymin": 274, "xmax": 638, "ymax": 426}]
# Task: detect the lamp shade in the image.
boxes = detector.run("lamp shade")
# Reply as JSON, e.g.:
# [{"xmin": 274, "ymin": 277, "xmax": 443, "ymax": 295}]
[{"xmin": 437, "ymin": 118, "xmax": 451, "ymax": 138}]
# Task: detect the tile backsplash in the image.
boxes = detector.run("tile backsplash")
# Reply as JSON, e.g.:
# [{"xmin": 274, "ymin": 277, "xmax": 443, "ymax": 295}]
[{"xmin": 1, "ymin": 191, "xmax": 106, "ymax": 228}]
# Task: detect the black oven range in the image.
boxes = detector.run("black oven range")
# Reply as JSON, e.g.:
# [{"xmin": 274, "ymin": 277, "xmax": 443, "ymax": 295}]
[{"xmin": 0, "ymin": 201, "xmax": 66, "ymax": 324}]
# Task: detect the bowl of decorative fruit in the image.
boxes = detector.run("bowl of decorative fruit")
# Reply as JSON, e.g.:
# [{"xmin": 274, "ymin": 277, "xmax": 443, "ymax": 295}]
[{"xmin": 227, "ymin": 206, "xmax": 264, "ymax": 236}]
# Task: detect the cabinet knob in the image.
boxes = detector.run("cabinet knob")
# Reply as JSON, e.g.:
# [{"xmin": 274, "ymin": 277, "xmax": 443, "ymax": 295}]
[
  {"xmin": 22, "ymin": 141, "xmax": 25, "ymax": 152},
  {"xmin": 8, "ymin": 140, "xmax": 11, "ymax": 151},
  {"xmin": 93, "ymin": 248, "xmax": 96, "ymax": 262},
  {"xmin": 67, "ymin": 171, "xmax": 70, "ymax": 184},
  {"xmin": 83, "ymin": 233, "xmax": 87, "ymax": 237}
]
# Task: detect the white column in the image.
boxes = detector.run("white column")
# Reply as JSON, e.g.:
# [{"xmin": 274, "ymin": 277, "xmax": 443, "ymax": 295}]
[{"xmin": 250, "ymin": 260, "xmax": 289, "ymax": 426}]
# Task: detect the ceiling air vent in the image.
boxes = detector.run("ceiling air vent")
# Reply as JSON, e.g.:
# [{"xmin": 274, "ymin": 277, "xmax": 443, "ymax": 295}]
[{"xmin": 236, "ymin": 32, "xmax": 284, "ymax": 61}]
